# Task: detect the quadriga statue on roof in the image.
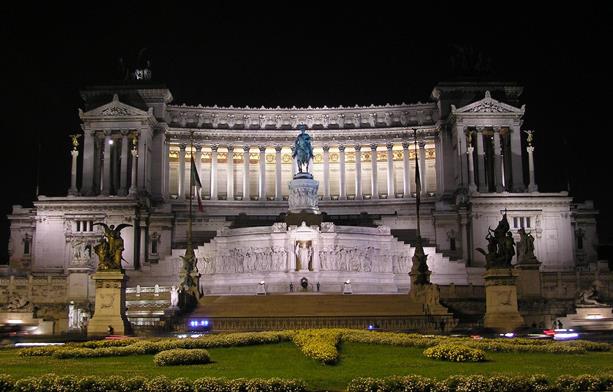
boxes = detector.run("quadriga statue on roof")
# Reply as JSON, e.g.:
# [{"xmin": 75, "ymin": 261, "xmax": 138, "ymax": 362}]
[{"xmin": 292, "ymin": 124, "xmax": 313, "ymax": 175}]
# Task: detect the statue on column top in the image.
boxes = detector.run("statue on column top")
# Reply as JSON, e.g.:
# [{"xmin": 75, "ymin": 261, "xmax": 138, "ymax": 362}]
[
  {"xmin": 69, "ymin": 134, "xmax": 81, "ymax": 150},
  {"xmin": 523, "ymin": 130, "xmax": 534, "ymax": 146}
]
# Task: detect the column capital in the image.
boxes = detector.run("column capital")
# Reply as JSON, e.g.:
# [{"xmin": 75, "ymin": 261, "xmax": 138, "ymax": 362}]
[
  {"xmin": 243, "ymin": 145, "xmax": 250, "ymax": 152},
  {"xmin": 386, "ymin": 142, "xmax": 394, "ymax": 150},
  {"xmin": 71, "ymin": 150, "xmax": 79, "ymax": 157},
  {"xmin": 274, "ymin": 145, "xmax": 282, "ymax": 152},
  {"xmin": 493, "ymin": 126, "xmax": 501, "ymax": 133},
  {"xmin": 370, "ymin": 143, "xmax": 378, "ymax": 151},
  {"xmin": 354, "ymin": 144, "xmax": 362, "ymax": 151},
  {"xmin": 211, "ymin": 144, "xmax": 219, "ymax": 152},
  {"xmin": 401, "ymin": 141, "xmax": 410, "ymax": 149},
  {"xmin": 466, "ymin": 146, "xmax": 475, "ymax": 154},
  {"xmin": 193, "ymin": 143, "xmax": 202, "ymax": 151},
  {"xmin": 258, "ymin": 145, "xmax": 267, "ymax": 152},
  {"xmin": 475, "ymin": 126, "xmax": 486, "ymax": 132},
  {"xmin": 322, "ymin": 145, "xmax": 330, "ymax": 152},
  {"xmin": 179, "ymin": 144, "xmax": 187, "ymax": 151},
  {"xmin": 120, "ymin": 129, "xmax": 130, "ymax": 137},
  {"xmin": 418, "ymin": 141, "xmax": 426, "ymax": 149},
  {"xmin": 103, "ymin": 130, "xmax": 112, "ymax": 137},
  {"xmin": 226, "ymin": 144, "xmax": 234, "ymax": 152},
  {"xmin": 527, "ymin": 146, "xmax": 535, "ymax": 154},
  {"xmin": 338, "ymin": 145, "xmax": 346, "ymax": 152}
]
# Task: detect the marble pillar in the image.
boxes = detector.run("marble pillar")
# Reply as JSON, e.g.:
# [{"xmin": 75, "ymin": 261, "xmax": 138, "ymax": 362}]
[
  {"xmin": 527, "ymin": 146, "xmax": 538, "ymax": 192},
  {"xmin": 258, "ymin": 145, "xmax": 266, "ymax": 200},
  {"xmin": 242, "ymin": 145, "xmax": 250, "ymax": 200},
  {"xmin": 418, "ymin": 141, "xmax": 426, "ymax": 195},
  {"xmin": 227, "ymin": 145, "xmax": 235, "ymax": 200},
  {"xmin": 194, "ymin": 145, "xmax": 203, "ymax": 199},
  {"xmin": 493, "ymin": 128, "xmax": 504, "ymax": 192},
  {"xmin": 178, "ymin": 144, "xmax": 186, "ymax": 200},
  {"xmin": 323, "ymin": 145, "xmax": 330, "ymax": 200},
  {"xmin": 354, "ymin": 144, "xmax": 362, "ymax": 200},
  {"xmin": 69, "ymin": 149, "xmax": 79, "ymax": 196},
  {"xmin": 476, "ymin": 128, "xmax": 487, "ymax": 192},
  {"xmin": 338, "ymin": 145, "xmax": 346, "ymax": 200},
  {"xmin": 370, "ymin": 143, "xmax": 378, "ymax": 199},
  {"xmin": 402, "ymin": 141, "xmax": 410, "ymax": 198},
  {"xmin": 210, "ymin": 144, "xmax": 218, "ymax": 200},
  {"xmin": 386, "ymin": 142, "xmax": 395, "ymax": 198},
  {"xmin": 275, "ymin": 145, "xmax": 282, "ymax": 201},
  {"xmin": 101, "ymin": 131, "xmax": 112, "ymax": 196},
  {"xmin": 81, "ymin": 129, "xmax": 95, "ymax": 195},
  {"xmin": 118, "ymin": 131, "xmax": 129, "ymax": 195}
]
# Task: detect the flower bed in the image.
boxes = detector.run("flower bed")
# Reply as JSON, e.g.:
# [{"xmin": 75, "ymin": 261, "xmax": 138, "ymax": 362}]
[
  {"xmin": 153, "ymin": 348, "xmax": 211, "ymax": 366},
  {"xmin": 423, "ymin": 343, "xmax": 486, "ymax": 362}
]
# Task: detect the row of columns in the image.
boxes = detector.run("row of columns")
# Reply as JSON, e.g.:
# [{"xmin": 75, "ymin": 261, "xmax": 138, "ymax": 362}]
[
  {"xmin": 460, "ymin": 126, "xmax": 529, "ymax": 193},
  {"xmin": 74, "ymin": 129, "xmax": 141, "ymax": 196},
  {"xmin": 173, "ymin": 142, "xmax": 431, "ymax": 201}
]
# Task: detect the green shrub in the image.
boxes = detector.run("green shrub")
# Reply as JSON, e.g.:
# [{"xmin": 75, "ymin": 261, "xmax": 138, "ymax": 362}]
[
  {"xmin": 153, "ymin": 349, "xmax": 211, "ymax": 366},
  {"xmin": 18, "ymin": 346, "xmax": 62, "ymax": 357},
  {"xmin": 0, "ymin": 374, "xmax": 14, "ymax": 392},
  {"xmin": 423, "ymin": 343, "xmax": 486, "ymax": 362}
]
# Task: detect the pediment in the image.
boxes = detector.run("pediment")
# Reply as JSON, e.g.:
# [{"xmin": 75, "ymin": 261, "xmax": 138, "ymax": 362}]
[
  {"xmin": 79, "ymin": 94, "xmax": 151, "ymax": 119},
  {"xmin": 452, "ymin": 91, "xmax": 524, "ymax": 115}
]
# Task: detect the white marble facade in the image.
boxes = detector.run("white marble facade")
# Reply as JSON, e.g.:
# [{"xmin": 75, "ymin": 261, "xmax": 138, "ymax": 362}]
[{"xmin": 5, "ymin": 82, "xmax": 600, "ymax": 300}]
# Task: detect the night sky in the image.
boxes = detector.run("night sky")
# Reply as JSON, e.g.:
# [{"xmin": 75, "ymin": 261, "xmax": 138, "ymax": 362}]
[{"xmin": 2, "ymin": 3, "xmax": 612, "ymax": 262}]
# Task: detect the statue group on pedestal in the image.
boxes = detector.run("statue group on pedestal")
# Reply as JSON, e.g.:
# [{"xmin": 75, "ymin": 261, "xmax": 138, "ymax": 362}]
[
  {"xmin": 93, "ymin": 223, "xmax": 132, "ymax": 270},
  {"xmin": 477, "ymin": 213, "xmax": 515, "ymax": 268}
]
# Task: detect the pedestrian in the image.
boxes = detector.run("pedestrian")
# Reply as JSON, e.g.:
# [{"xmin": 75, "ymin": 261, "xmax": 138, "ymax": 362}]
[
  {"xmin": 316, "ymin": 281, "xmax": 320, "ymax": 292},
  {"xmin": 107, "ymin": 325, "xmax": 114, "ymax": 335},
  {"xmin": 289, "ymin": 282, "xmax": 293, "ymax": 292}
]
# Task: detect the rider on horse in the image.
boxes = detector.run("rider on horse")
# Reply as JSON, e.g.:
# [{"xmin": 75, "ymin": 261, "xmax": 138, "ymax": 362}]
[{"xmin": 292, "ymin": 124, "xmax": 313, "ymax": 173}]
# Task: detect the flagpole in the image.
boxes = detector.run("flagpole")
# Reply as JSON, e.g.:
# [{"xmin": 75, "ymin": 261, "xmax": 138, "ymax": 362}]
[{"xmin": 188, "ymin": 131, "xmax": 194, "ymax": 252}]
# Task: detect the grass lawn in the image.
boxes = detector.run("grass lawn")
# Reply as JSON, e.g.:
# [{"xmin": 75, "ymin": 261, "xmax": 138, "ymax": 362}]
[{"xmin": 1, "ymin": 342, "xmax": 612, "ymax": 391}]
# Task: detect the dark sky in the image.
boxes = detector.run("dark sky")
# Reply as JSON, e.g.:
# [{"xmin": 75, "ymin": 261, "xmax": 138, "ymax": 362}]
[{"xmin": 1, "ymin": 3, "xmax": 612, "ymax": 262}]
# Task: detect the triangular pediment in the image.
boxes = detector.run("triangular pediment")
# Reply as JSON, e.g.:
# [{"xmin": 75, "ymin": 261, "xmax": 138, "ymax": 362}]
[
  {"xmin": 452, "ymin": 91, "xmax": 524, "ymax": 115},
  {"xmin": 80, "ymin": 94, "xmax": 151, "ymax": 118}
]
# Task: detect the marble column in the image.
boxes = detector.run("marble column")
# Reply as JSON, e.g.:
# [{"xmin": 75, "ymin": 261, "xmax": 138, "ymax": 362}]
[
  {"xmin": 386, "ymin": 142, "xmax": 395, "ymax": 198},
  {"xmin": 258, "ymin": 146, "xmax": 267, "ymax": 200},
  {"xmin": 510, "ymin": 124, "xmax": 525, "ymax": 192},
  {"xmin": 178, "ymin": 144, "xmax": 186, "ymax": 200},
  {"xmin": 226, "ymin": 145, "xmax": 234, "ymax": 200},
  {"xmin": 493, "ymin": 127, "xmax": 504, "ymax": 192},
  {"xmin": 210, "ymin": 144, "xmax": 218, "ymax": 200},
  {"xmin": 527, "ymin": 145, "xmax": 538, "ymax": 192},
  {"xmin": 322, "ymin": 145, "xmax": 330, "ymax": 200},
  {"xmin": 194, "ymin": 144, "xmax": 203, "ymax": 199},
  {"xmin": 129, "ymin": 143, "xmax": 138, "ymax": 196},
  {"xmin": 69, "ymin": 147, "xmax": 79, "ymax": 195},
  {"xmin": 467, "ymin": 145, "xmax": 477, "ymax": 192},
  {"xmin": 275, "ymin": 145, "xmax": 282, "ymax": 200},
  {"xmin": 242, "ymin": 145, "xmax": 250, "ymax": 200},
  {"xmin": 370, "ymin": 143, "xmax": 378, "ymax": 199},
  {"xmin": 118, "ymin": 131, "xmax": 129, "ymax": 196},
  {"xmin": 338, "ymin": 145, "xmax": 346, "ymax": 200},
  {"xmin": 457, "ymin": 127, "xmax": 469, "ymax": 188},
  {"xmin": 476, "ymin": 128, "xmax": 487, "ymax": 192},
  {"xmin": 418, "ymin": 140, "xmax": 427, "ymax": 195},
  {"xmin": 81, "ymin": 129, "xmax": 95, "ymax": 195},
  {"xmin": 354, "ymin": 144, "xmax": 362, "ymax": 199},
  {"xmin": 101, "ymin": 131, "xmax": 112, "ymax": 196},
  {"xmin": 162, "ymin": 135, "xmax": 170, "ymax": 200},
  {"xmin": 460, "ymin": 214, "xmax": 470, "ymax": 264},
  {"xmin": 402, "ymin": 141, "xmax": 410, "ymax": 198}
]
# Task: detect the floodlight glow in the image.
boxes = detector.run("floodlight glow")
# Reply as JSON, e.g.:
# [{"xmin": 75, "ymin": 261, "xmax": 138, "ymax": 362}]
[
  {"xmin": 7, "ymin": 320, "xmax": 23, "ymax": 324},
  {"xmin": 586, "ymin": 314, "xmax": 604, "ymax": 320}
]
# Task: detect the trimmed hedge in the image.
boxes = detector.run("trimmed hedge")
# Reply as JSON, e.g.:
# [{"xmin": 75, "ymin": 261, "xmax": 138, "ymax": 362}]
[
  {"xmin": 153, "ymin": 348, "xmax": 211, "ymax": 366},
  {"xmin": 292, "ymin": 329, "xmax": 342, "ymax": 364},
  {"xmin": 0, "ymin": 373, "xmax": 307, "ymax": 392},
  {"xmin": 423, "ymin": 343, "xmax": 486, "ymax": 362},
  {"xmin": 347, "ymin": 374, "xmax": 613, "ymax": 392}
]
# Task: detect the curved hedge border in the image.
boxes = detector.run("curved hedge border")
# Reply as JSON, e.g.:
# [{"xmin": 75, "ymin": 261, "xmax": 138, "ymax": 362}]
[
  {"xmin": 347, "ymin": 374, "xmax": 613, "ymax": 392},
  {"xmin": 153, "ymin": 348, "xmax": 211, "ymax": 366},
  {"xmin": 0, "ymin": 374, "xmax": 306, "ymax": 392},
  {"xmin": 17, "ymin": 328, "xmax": 610, "ymax": 364},
  {"xmin": 423, "ymin": 343, "xmax": 486, "ymax": 362}
]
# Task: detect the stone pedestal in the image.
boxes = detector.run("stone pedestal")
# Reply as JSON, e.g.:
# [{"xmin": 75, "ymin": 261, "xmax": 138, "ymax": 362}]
[
  {"xmin": 287, "ymin": 177, "xmax": 321, "ymax": 226},
  {"xmin": 515, "ymin": 261, "xmax": 542, "ymax": 299},
  {"xmin": 483, "ymin": 268, "xmax": 524, "ymax": 332},
  {"xmin": 288, "ymin": 177, "xmax": 319, "ymax": 214},
  {"xmin": 88, "ymin": 271, "xmax": 130, "ymax": 336}
]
